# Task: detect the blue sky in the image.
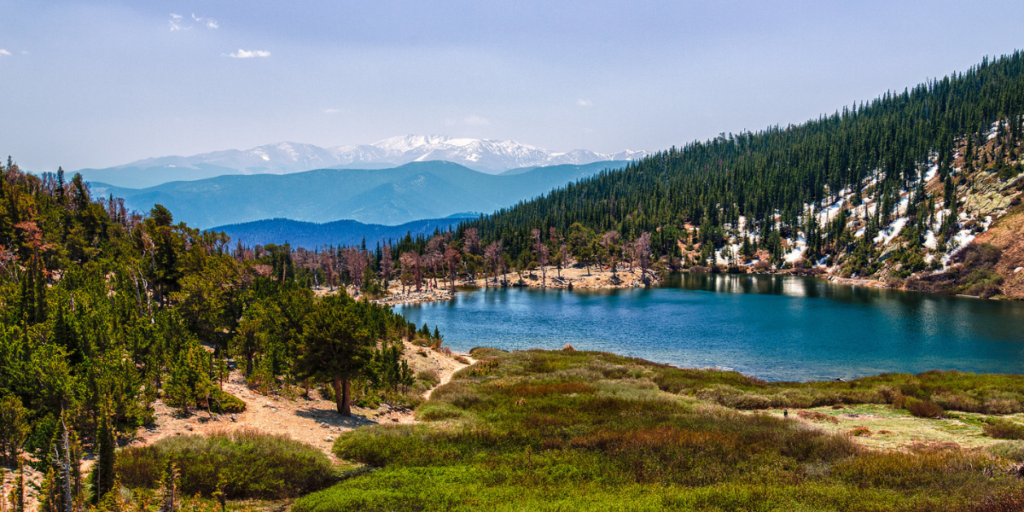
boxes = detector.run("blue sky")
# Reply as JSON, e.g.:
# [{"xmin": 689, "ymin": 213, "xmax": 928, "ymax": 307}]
[{"xmin": 3, "ymin": 0, "xmax": 1024, "ymax": 172}]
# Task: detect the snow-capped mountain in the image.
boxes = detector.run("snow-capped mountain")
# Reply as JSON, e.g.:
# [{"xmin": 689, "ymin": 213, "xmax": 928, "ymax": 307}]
[
  {"xmin": 330, "ymin": 135, "xmax": 647, "ymax": 173},
  {"xmin": 75, "ymin": 136, "xmax": 648, "ymax": 188}
]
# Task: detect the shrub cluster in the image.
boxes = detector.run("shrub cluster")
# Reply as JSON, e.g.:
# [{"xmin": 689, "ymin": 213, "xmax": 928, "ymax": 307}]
[
  {"xmin": 984, "ymin": 419, "xmax": 1024, "ymax": 440},
  {"xmin": 661, "ymin": 368, "xmax": 1024, "ymax": 416},
  {"xmin": 905, "ymin": 397, "xmax": 942, "ymax": 417},
  {"xmin": 291, "ymin": 349, "xmax": 1024, "ymax": 511},
  {"xmin": 114, "ymin": 430, "xmax": 334, "ymax": 500},
  {"xmin": 797, "ymin": 410, "xmax": 839, "ymax": 424}
]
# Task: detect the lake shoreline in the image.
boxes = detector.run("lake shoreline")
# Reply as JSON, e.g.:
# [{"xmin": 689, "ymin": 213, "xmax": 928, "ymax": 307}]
[{"xmin": 393, "ymin": 272, "xmax": 1024, "ymax": 382}]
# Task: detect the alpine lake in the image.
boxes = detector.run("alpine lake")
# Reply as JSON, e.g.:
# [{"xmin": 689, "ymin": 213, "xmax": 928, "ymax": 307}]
[{"xmin": 395, "ymin": 273, "xmax": 1024, "ymax": 382}]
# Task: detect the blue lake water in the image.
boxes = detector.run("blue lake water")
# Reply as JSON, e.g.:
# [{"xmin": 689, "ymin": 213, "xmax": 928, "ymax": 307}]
[{"xmin": 395, "ymin": 273, "xmax": 1024, "ymax": 382}]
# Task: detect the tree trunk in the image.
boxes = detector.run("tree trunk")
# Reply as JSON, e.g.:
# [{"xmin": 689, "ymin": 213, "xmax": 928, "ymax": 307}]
[{"xmin": 333, "ymin": 375, "xmax": 352, "ymax": 416}]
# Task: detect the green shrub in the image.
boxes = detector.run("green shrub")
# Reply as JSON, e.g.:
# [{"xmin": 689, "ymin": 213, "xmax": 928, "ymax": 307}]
[
  {"xmin": 986, "ymin": 442, "xmax": 1024, "ymax": 462},
  {"xmin": 415, "ymin": 403, "xmax": 465, "ymax": 421},
  {"xmin": 415, "ymin": 369, "xmax": 440, "ymax": 387},
  {"xmin": 313, "ymin": 350, "xmax": 1024, "ymax": 510},
  {"xmin": 209, "ymin": 389, "xmax": 246, "ymax": 414},
  {"xmin": 114, "ymin": 430, "xmax": 334, "ymax": 499}
]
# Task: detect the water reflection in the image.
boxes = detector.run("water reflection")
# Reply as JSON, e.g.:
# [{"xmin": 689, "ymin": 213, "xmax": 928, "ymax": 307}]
[{"xmin": 397, "ymin": 274, "xmax": 1024, "ymax": 382}]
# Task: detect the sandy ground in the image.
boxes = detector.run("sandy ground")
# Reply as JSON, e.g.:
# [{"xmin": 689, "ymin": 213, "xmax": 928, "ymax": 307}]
[
  {"xmin": 113, "ymin": 341, "xmax": 470, "ymax": 463},
  {"xmin": 0, "ymin": 465, "xmax": 43, "ymax": 512},
  {"xmin": 471, "ymin": 265, "xmax": 659, "ymax": 290},
  {"xmin": 0, "ymin": 342, "xmax": 468, "ymax": 511}
]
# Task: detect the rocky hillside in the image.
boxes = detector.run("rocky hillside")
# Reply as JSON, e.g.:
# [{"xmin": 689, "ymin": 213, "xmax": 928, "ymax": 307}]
[{"xmin": 712, "ymin": 121, "xmax": 1024, "ymax": 299}]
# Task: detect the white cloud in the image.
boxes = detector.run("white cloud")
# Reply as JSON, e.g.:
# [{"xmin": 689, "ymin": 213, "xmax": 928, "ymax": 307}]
[
  {"xmin": 324, "ymin": 108, "xmax": 342, "ymax": 114},
  {"xmin": 171, "ymin": 13, "xmax": 217, "ymax": 31},
  {"xmin": 0, "ymin": 50, "xmax": 11, "ymax": 56},
  {"xmin": 192, "ymin": 13, "xmax": 218, "ymax": 29},
  {"xmin": 169, "ymin": 13, "xmax": 185, "ymax": 31},
  {"xmin": 229, "ymin": 49, "xmax": 271, "ymax": 58},
  {"xmin": 577, "ymin": 99, "xmax": 593, "ymax": 107}
]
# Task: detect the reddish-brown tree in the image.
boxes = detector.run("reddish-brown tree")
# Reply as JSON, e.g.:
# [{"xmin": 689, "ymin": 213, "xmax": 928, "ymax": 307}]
[
  {"xmin": 399, "ymin": 251, "xmax": 423, "ymax": 291},
  {"xmin": 483, "ymin": 241, "xmax": 502, "ymax": 286}
]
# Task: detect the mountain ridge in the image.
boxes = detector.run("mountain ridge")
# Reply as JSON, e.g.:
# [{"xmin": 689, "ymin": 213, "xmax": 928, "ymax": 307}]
[
  {"xmin": 75, "ymin": 135, "xmax": 647, "ymax": 188},
  {"xmin": 211, "ymin": 215, "xmax": 478, "ymax": 250},
  {"xmin": 90, "ymin": 160, "xmax": 630, "ymax": 228}
]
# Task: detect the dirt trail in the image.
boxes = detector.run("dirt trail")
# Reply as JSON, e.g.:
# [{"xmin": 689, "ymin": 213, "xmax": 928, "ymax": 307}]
[{"xmin": 117, "ymin": 344, "xmax": 471, "ymax": 459}]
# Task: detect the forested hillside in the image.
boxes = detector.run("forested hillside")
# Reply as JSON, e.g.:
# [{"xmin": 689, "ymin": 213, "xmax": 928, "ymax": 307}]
[
  {"xmin": 454, "ymin": 52, "xmax": 1024, "ymax": 298},
  {"xmin": 0, "ymin": 161, "xmax": 428, "ymax": 510}
]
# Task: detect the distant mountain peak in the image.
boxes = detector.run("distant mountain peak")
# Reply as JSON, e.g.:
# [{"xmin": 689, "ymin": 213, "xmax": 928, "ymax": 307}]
[
  {"xmin": 75, "ymin": 136, "xmax": 648, "ymax": 188},
  {"xmin": 328, "ymin": 135, "xmax": 644, "ymax": 173}
]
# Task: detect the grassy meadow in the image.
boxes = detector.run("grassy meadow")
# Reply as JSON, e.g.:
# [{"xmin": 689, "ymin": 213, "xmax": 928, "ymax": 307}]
[{"xmin": 287, "ymin": 349, "xmax": 1024, "ymax": 511}]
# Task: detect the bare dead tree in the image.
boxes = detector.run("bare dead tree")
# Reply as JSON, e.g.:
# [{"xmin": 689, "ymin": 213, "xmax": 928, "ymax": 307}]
[
  {"xmin": 399, "ymin": 251, "xmax": 423, "ymax": 291},
  {"xmin": 634, "ymin": 232, "xmax": 653, "ymax": 282},
  {"xmin": 462, "ymin": 228, "xmax": 480, "ymax": 256},
  {"xmin": 483, "ymin": 241, "xmax": 502, "ymax": 286},
  {"xmin": 601, "ymin": 231, "xmax": 620, "ymax": 274},
  {"xmin": 343, "ymin": 248, "xmax": 369, "ymax": 290},
  {"xmin": 380, "ymin": 245, "xmax": 394, "ymax": 288},
  {"xmin": 444, "ymin": 246, "xmax": 460, "ymax": 290},
  {"xmin": 426, "ymin": 235, "xmax": 448, "ymax": 288},
  {"xmin": 322, "ymin": 247, "xmax": 337, "ymax": 291},
  {"xmin": 52, "ymin": 414, "xmax": 72, "ymax": 512},
  {"xmin": 530, "ymin": 229, "xmax": 550, "ymax": 287}
]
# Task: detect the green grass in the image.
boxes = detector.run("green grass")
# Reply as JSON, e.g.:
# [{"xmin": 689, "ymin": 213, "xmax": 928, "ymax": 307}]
[
  {"xmin": 292, "ymin": 349, "xmax": 1024, "ymax": 511},
  {"xmin": 655, "ymin": 365, "xmax": 1024, "ymax": 415},
  {"xmin": 115, "ymin": 429, "xmax": 336, "ymax": 500}
]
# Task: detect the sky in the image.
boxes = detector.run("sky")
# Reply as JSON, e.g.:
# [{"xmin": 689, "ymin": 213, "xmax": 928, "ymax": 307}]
[{"xmin": 2, "ymin": 1, "xmax": 1024, "ymax": 172}]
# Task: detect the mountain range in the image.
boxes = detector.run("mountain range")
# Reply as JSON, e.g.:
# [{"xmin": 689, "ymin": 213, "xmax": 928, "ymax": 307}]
[
  {"xmin": 212, "ymin": 215, "xmax": 477, "ymax": 250},
  {"xmin": 90, "ymin": 160, "xmax": 629, "ymax": 228},
  {"xmin": 76, "ymin": 135, "xmax": 647, "ymax": 188}
]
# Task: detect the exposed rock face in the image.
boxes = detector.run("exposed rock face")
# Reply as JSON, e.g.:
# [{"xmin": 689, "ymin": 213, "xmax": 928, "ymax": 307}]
[{"xmin": 972, "ymin": 205, "xmax": 1024, "ymax": 298}]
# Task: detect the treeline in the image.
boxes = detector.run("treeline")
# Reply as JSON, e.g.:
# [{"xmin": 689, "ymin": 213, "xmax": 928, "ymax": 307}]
[
  {"xmin": 268, "ymin": 53, "xmax": 1024, "ymax": 287},
  {"xmin": 0, "ymin": 161, "xmax": 430, "ymax": 510},
  {"xmin": 238, "ymin": 221, "xmax": 661, "ymax": 294},
  {"xmin": 453, "ymin": 52, "xmax": 1024, "ymax": 274}
]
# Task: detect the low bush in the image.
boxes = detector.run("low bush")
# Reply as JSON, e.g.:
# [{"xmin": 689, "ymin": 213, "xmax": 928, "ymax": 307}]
[
  {"xmin": 933, "ymin": 392, "xmax": 984, "ymax": 413},
  {"xmin": 415, "ymin": 402, "xmax": 465, "ymax": 421},
  {"xmin": 114, "ymin": 430, "xmax": 334, "ymax": 500},
  {"xmin": 984, "ymin": 397, "xmax": 1023, "ymax": 415},
  {"xmin": 302, "ymin": 349, "xmax": 1024, "ymax": 510},
  {"xmin": 209, "ymin": 389, "xmax": 246, "ymax": 414},
  {"xmin": 905, "ymin": 398, "xmax": 944, "ymax": 418},
  {"xmin": 832, "ymin": 447, "xmax": 1008, "ymax": 490},
  {"xmin": 846, "ymin": 426, "xmax": 872, "ymax": 437},
  {"xmin": 983, "ymin": 419, "xmax": 1024, "ymax": 440},
  {"xmin": 797, "ymin": 410, "xmax": 839, "ymax": 424},
  {"xmin": 415, "ymin": 369, "xmax": 440, "ymax": 387}
]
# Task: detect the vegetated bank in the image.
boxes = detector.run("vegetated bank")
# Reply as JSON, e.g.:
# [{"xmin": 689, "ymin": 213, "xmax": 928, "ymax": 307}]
[
  {"xmin": 295, "ymin": 348, "xmax": 1024, "ymax": 512},
  {"xmin": 0, "ymin": 159, "xmax": 449, "ymax": 511}
]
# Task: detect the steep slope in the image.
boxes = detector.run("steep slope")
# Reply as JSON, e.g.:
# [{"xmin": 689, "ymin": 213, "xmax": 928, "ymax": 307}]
[
  {"xmin": 91, "ymin": 161, "xmax": 628, "ymax": 228},
  {"xmin": 74, "ymin": 136, "xmax": 646, "ymax": 187},
  {"xmin": 461, "ymin": 52, "xmax": 1024, "ymax": 299}
]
